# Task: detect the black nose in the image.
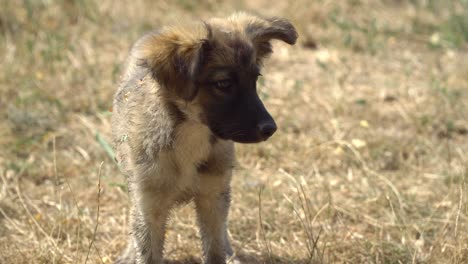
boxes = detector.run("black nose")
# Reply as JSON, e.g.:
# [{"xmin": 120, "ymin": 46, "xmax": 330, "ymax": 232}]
[{"xmin": 257, "ymin": 121, "xmax": 277, "ymax": 140}]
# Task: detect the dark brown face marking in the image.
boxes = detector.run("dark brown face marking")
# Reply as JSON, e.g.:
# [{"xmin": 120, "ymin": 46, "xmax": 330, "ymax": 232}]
[
  {"xmin": 196, "ymin": 60, "xmax": 276, "ymax": 143},
  {"xmin": 230, "ymin": 39, "xmax": 254, "ymax": 66}
]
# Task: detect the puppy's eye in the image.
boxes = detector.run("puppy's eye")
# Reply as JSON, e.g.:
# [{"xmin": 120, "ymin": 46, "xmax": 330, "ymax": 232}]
[{"xmin": 215, "ymin": 80, "xmax": 232, "ymax": 90}]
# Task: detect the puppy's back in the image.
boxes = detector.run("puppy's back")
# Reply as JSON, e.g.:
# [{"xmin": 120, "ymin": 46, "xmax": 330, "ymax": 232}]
[{"xmin": 111, "ymin": 33, "xmax": 177, "ymax": 177}]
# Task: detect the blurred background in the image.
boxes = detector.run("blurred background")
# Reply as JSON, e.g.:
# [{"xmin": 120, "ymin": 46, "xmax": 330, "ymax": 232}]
[{"xmin": 0, "ymin": 0, "xmax": 467, "ymax": 263}]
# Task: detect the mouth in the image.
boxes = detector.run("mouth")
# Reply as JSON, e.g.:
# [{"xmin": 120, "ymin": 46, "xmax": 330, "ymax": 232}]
[
  {"xmin": 206, "ymin": 113, "xmax": 277, "ymax": 144},
  {"xmin": 231, "ymin": 136, "xmax": 266, "ymax": 144},
  {"xmin": 213, "ymin": 128, "xmax": 276, "ymax": 144}
]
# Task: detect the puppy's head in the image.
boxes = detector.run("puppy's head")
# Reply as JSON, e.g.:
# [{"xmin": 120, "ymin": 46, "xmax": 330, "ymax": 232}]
[{"xmin": 139, "ymin": 13, "xmax": 298, "ymax": 143}]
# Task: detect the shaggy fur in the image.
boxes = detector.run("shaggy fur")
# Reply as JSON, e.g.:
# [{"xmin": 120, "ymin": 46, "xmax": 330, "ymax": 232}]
[{"xmin": 112, "ymin": 12, "xmax": 297, "ymax": 264}]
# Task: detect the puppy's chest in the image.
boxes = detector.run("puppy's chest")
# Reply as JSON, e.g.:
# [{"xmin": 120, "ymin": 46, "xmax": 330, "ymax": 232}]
[{"xmin": 172, "ymin": 122, "xmax": 213, "ymax": 176}]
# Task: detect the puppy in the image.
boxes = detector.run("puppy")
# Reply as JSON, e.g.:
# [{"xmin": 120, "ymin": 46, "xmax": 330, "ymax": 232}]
[{"xmin": 112, "ymin": 12, "xmax": 297, "ymax": 264}]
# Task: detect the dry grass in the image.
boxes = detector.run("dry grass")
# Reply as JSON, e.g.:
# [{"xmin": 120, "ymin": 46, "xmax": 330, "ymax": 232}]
[{"xmin": 1, "ymin": 0, "xmax": 468, "ymax": 263}]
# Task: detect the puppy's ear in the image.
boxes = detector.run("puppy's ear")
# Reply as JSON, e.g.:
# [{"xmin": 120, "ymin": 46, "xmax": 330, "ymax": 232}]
[
  {"xmin": 245, "ymin": 16, "xmax": 298, "ymax": 61},
  {"xmin": 137, "ymin": 25, "xmax": 211, "ymax": 100}
]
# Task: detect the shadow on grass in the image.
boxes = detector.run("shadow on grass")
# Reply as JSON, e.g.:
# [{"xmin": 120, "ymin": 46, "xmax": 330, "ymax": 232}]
[{"xmin": 164, "ymin": 253, "xmax": 312, "ymax": 264}]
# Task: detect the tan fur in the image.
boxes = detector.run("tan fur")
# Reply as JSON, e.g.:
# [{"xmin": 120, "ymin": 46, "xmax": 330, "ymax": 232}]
[{"xmin": 112, "ymin": 12, "xmax": 297, "ymax": 264}]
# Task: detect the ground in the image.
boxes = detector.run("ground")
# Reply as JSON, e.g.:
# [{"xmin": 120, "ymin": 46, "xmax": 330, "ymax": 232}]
[{"xmin": 1, "ymin": 0, "xmax": 468, "ymax": 263}]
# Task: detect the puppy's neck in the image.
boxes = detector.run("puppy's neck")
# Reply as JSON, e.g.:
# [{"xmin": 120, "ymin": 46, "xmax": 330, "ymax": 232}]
[{"xmin": 172, "ymin": 98, "xmax": 207, "ymax": 126}]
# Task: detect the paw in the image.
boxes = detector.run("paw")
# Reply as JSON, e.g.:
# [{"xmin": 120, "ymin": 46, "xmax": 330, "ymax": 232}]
[{"xmin": 226, "ymin": 256, "xmax": 242, "ymax": 264}]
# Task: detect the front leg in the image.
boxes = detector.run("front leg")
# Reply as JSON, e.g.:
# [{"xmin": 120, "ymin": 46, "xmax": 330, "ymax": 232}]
[
  {"xmin": 195, "ymin": 183, "xmax": 233, "ymax": 264},
  {"xmin": 130, "ymin": 190, "xmax": 174, "ymax": 264}
]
